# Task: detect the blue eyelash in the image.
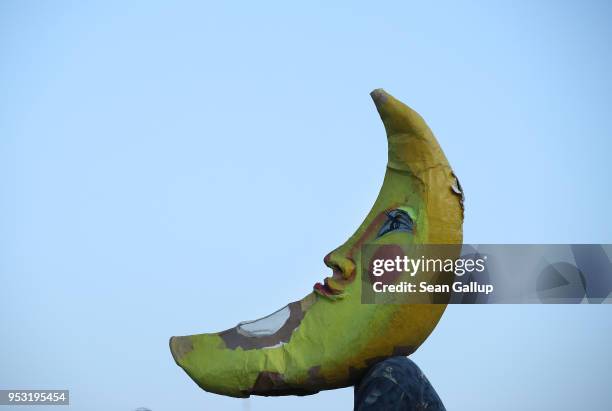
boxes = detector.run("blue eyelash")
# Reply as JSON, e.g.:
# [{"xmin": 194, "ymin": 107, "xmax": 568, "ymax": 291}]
[{"xmin": 377, "ymin": 209, "xmax": 414, "ymax": 238}]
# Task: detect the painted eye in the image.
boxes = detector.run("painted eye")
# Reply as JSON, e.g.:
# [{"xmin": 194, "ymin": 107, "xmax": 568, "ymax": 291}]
[{"xmin": 377, "ymin": 209, "xmax": 414, "ymax": 238}]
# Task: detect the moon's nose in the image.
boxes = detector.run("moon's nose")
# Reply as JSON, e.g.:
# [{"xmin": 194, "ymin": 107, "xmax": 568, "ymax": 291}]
[{"xmin": 324, "ymin": 252, "xmax": 355, "ymax": 279}]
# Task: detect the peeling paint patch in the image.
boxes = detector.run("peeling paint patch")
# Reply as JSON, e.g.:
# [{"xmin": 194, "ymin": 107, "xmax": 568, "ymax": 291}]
[
  {"xmin": 219, "ymin": 301, "xmax": 305, "ymax": 350},
  {"xmin": 450, "ymin": 171, "xmax": 465, "ymax": 211},
  {"xmin": 370, "ymin": 88, "xmax": 389, "ymax": 105},
  {"xmin": 250, "ymin": 370, "xmax": 321, "ymax": 396},
  {"xmin": 169, "ymin": 336, "xmax": 194, "ymax": 362},
  {"xmin": 237, "ymin": 305, "xmax": 291, "ymax": 337}
]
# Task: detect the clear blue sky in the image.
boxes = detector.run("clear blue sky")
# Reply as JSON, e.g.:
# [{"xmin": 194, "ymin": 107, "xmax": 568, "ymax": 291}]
[{"xmin": 1, "ymin": 1, "xmax": 611, "ymax": 410}]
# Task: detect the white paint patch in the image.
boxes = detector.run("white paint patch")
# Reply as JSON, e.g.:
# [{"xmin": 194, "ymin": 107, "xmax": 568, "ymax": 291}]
[
  {"xmin": 236, "ymin": 305, "xmax": 290, "ymax": 337},
  {"xmin": 262, "ymin": 342, "xmax": 287, "ymax": 349},
  {"xmin": 451, "ymin": 181, "xmax": 462, "ymax": 195}
]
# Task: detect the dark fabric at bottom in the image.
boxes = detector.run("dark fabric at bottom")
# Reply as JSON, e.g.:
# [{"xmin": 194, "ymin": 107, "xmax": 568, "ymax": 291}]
[{"xmin": 354, "ymin": 357, "xmax": 446, "ymax": 411}]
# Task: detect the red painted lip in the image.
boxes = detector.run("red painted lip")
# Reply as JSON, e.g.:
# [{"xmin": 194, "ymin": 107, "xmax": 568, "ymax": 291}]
[
  {"xmin": 313, "ymin": 281, "xmax": 341, "ymax": 296},
  {"xmin": 313, "ymin": 266, "xmax": 351, "ymax": 297}
]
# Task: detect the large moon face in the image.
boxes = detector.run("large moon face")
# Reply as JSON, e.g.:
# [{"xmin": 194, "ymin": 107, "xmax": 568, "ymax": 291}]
[{"xmin": 170, "ymin": 89, "xmax": 464, "ymax": 398}]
